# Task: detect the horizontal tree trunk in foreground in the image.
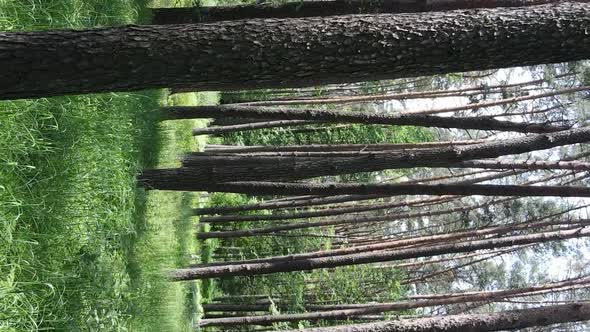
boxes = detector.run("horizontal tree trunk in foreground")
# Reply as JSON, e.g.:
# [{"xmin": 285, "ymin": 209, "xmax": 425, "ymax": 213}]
[
  {"xmin": 281, "ymin": 302, "xmax": 590, "ymax": 332},
  {"xmin": 198, "ymin": 277, "xmax": 589, "ymax": 326},
  {"xmin": 150, "ymin": 0, "xmax": 557, "ymax": 24},
  {"xmin": 163, "ymin": 105, "xmax": 567, "ymax": 133},
  {"xmin": 170, "ymin": 226, "xmax": 590, "ymax": 279},
  {"xmin": 2, "ymin": 2, "xmax": 590, "ymax": 99},
  {"xmin": 140, "ymin": 126, "xmax": 590, "ymax": 187}
]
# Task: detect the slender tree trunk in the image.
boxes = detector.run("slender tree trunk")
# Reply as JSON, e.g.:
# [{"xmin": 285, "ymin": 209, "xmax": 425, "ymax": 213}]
[
  {"xmin": 192, "ymin": 119, "xmax": 317, "ymax": 136},
  {"xmin": 192, "ymin": 218, "xmax": 586, "ymax": 267},
  {"xmin": 171, "ymin": 226, "xmax": 590, "ymax": 279},
  {"xmin": 386, "ymin": 245, "xmax": 533, "ymax": 269},
  {"xmin": 3, "ymin": 2, "xmax": 590, "ymax": 100},
  {"xmin": 150, "ymin": 0, "xmax": 557, "ymax": 24},
  {"xmin": 399, "ymin": 246, "xmax": 527, "ymax": 285},
  {"xmin": 202, "ymin": 141, "xmax": 484, "ymax": 153},
  {"xmin": 238, "ymin": 73, "xmax": 574, "ymax": 106},
  {"xmin": 196, "ymin": 197, "xmax": 518, "ymax": 239},
  {"xmin": 191, "ymin": 182, "xmax": 590, "ymax": 198},
  {"xmin": 286, "ymin": 303, "xmax": 590, "ymax": 332},
  {"xmin": 164, "ymin": 105, "xmax": 567, "ymax": 133},
  {"xmin": 401, "ymin": 86, "xmax": 589, "ymax": 116},
  {"xmin": 193, "ymin": 194, "xmax": 384, "ymax": 215},
  {"xmin": 140, "ymin": 127, "xmax": 590, "ymax": 188},
  {"xmin": 198, "ymin": 196, "xmax": 448, "ymax": 223},
  {"xmin": 198, "ymin": 278, "xmax": 590, "ymax": 327}
]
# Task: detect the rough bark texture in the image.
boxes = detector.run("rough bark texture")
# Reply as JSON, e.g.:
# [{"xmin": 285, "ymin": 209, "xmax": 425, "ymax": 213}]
[
  {"xmin": 2, "ymin": 2, "xmax": 590, "ymax": 99},
  {"xmin": 150, "ymin": 0, "xmax": 557, "ymax": 24},
  {"xmin": 279, "ymin": 302, "xmax": 590, "ymax": 332},
  {"xmin": 139, "ymin": 127, "xmax": 590, "ymax": 188},
  {"xmin": 164, "ymin": 105, "xmax": 567, "ymax": 133},
  {"xmin": 170, "ymin": 226, "xmax": 590, "ymax": 279}
]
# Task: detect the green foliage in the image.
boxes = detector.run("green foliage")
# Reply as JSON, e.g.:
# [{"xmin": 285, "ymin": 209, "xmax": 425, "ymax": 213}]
[{"xmin": 0, "ymin": 3, "xmax": 220, "ymax": 330}]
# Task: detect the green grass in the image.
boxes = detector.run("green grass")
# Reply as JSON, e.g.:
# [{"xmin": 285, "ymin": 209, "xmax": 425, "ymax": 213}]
[{"xmin": 0, "ymin": 1, "xmax": 218, "ymax": 330}]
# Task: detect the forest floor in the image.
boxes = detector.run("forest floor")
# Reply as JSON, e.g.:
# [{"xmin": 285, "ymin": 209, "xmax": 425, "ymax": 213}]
[{"xmin": 0, "ymin": 0, "xmax": 215, "ymax": 330}]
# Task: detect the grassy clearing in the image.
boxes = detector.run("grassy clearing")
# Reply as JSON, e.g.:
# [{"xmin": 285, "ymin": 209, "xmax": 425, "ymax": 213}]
[
  {"xmin": 127, "ymin": 92, "xmax": 216, "ymax": 331},
  {"xmin": 0, "ymin": 1, "xmax": 218, "ymax": 330}
]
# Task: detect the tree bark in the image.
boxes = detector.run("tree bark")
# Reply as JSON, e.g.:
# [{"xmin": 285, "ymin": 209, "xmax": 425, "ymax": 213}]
[
  {"xmin": 150, "ymin": 0, "xmax": 557, "ymax": 24},
  {"xmin": 164, "ymin": 105, "xmax": 568, "ymax": 133},
  {"xmin": 193, "ymin": 194, "xmax": 385, "ymax": 215},
  {"xmin": 192, "ymin": 119, "xmax": 317, "ymax": 136},
  {"xmin": 237, "ymin": 73, "xmax": 574, "ymax": 106},
  {"xmin": 279, "ymin": 302, "xmax": 590, "ymax": 332},
  {"xmin": 192, "ymin": 218, "xmax": 586, "ymax": 266},
  {"xmin": 199, "ymin": 278, "xmax": 590, "ymax": 327},
  {"xmin": 171, "ymin": 226, "xmax": 590, "ymax": 279},
  {"xmin": 198, "ymin": 196, "xmax": 447, "ymax": 223},
  {"xmin": 177, "ymin": 181, "xmax": 590, "ymax": 198},
  {"xmin": 196, "ymin": 197, "xmax": 517, "ymax": 239},
  {"xmin": 3, "ymin": 2, "xmax": 590, "ymax": 99},
  {"xmin": 140, "ymin": 127, "xmax": 590, "ymax": 188},
  {"xmin": 202, "ymin": 140, "xmax": 484, "ymax": 153}
]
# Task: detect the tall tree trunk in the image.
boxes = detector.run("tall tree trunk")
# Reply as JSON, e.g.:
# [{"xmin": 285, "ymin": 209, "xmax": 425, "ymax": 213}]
[
  {"xmin": 192, "ymin": 218, "xmax": 586, "ymax": 266},
  {"xmin": 150, "ymin": 0, "xmax": 557, "ymax": 24},
  {"xmin": 196, "ymin": 197, "xmax": 517, "ymax": 239},
  {"xmin": 238, "ymin": 72, "xmax": 575, "ymax": 106},
  {"xmin": 140, "ymin": 127, "xmax": 590, "ymax": 188},
  {"xmin": 279, "ymin": 302, "xmax": 590, "ymax": 332},
  {"xmin": 399, "ymin": 246, "xmax": 527, "ymax": 285},
  {"xmin": 171, "ymin": 226, "xmax": 590, "ymax": 279},
  {"xmin": 198, "ymin": 278, "xmax": 590, "ymax": 327},
  {"xmin": 164, "ymin": 105, "xmax": 567, "ymax": 133},
  {"xmin": 198, "ymin": 196, "xmax": 448, "ymax": 223},
  {"xmin": 200, "ymin": 182, "xmax": 590, "ymax": 198},
  {"xmin": 2, "ymin": 2, "xmax": 589, "ymax": 99},
  {"xmin": 191, "ymin": 119, "xmax": 317, "ymax": 135},
  {"xmin": 193, "ymin": 194, "xmax": 385, "ymax": 215},
  {"xmin": 202, "ymin": 140, "xmax": 483, "ymax": 153}
]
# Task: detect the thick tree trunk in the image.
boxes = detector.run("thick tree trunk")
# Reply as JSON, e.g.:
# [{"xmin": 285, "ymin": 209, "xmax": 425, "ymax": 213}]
[
  {"xmin": 150, "ymin": 0, "xmax": 557, "ymax": 24},
  {"xmin": 2, "ymin": 2, "xmax": 590, "ymax": 99},
  {"xmin": 198, "ymin": 278, "xmax": 590, "ymax": 327},
  {"xmin": 280, "ymin": 302, "xmax": 590, "ymax": 332},
  {"xmin": 140, "ymin": 127, "xmax": 590, "ymax": 188},
  {"xmin": 170, "ymin": 226, "xmax": 590, "ymax": 279},
  {"xmin": 164, "ymin": 105, "xmax": 567, "ymax": 133}
]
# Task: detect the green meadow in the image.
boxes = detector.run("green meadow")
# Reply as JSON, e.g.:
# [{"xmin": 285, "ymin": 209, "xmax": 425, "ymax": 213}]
[{"xmin": 0, "ymin": 1, "xmax": 214, "ymax": 330}]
